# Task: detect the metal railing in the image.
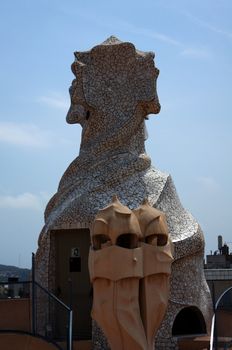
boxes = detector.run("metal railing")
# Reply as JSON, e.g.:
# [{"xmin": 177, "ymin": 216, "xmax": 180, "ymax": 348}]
[
  {"xmin": 210, "ymin": 284, "xmax": 232, "ymax": 350},
  {"xmin": 32, "ymin": 280, "xmax": 73, "ymax": 350},
  {"xmin": 0, "ymin": 278, "xmax": 73, "ymax": 350}
]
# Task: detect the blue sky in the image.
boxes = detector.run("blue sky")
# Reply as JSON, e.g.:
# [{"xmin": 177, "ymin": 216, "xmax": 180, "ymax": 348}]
[{"xmin": 0, "ymin": 0, "xmax": 231, "ymax": 267}]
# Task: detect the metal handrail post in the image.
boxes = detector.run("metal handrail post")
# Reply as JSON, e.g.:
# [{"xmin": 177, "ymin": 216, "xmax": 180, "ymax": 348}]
[
  {"xmin": 31, "ymin": 252, "xmax": 36, "ymax": 335},
  {"xmin": 68, "ymin": 310, "xmax": 73, "ymax": 350},
  {"xmin": 213, "ymin": 282, "xmax": 218, "ymax": 350},
  {"xmin": 210, "ymin": 285, "xmax": 232, "ymax": 350}
]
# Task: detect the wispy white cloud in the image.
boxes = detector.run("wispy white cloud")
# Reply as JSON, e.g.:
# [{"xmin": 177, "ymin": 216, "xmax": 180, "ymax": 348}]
[
  {"xmin": 61, "ymin": 7, "xmax": 215, "ymax": 62},
  {"xmin": 203, "ymin": 22, "xmax": 232, "ymax": 39},
  {"xmin": 182, "ymin": 10, "xmax": 232, "ymax": 40},
  {"xmin": 0, "ymin": 122, "xmax": 51, "ymax": 148},
  {"xmin": 124, "ymin": 23, "xmax": 212, "ymax": 60},
  {"xmin": 69, "ymin": 9, "xmax": 183, "ymax": 48},
  {"xmin": 117, "ymin": 21, "xmax": 183, "ymax": 47},
  {"xmin": 37, "ymin": 92, "xmax": 69, "ymax": 111},
  {"xmin": 79, "ymin": 13, "xmax": 212, "ymax": 60},
  {"xmin": 0, "ymin": 192, "xmax": 51, "ymax": 211},
  {"xmin": 197, "ymin": 176, "xmax": 220, "ymax": 193},
  {"xmin": 180, "ymin": 47, "xmax": 212, "ymax": 60},
  {"xmin": 63, "ymin": 8, "xmax": 213, "ymax": 62},
  {"xmin": 118, "ymin": 21, "xmax": 213, "ymax": 60},
  {"xmin": 0, "ymin": 121, "xmax": 78, "ymax": 149}
]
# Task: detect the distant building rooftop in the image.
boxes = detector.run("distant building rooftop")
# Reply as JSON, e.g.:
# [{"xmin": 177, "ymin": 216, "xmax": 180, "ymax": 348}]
[
  {"xmin": 205, "ymin": 235, "xmax": 232, "ymax": 269},
  {"xmin": 205, "ymin": 269, "xmax": 232, "ymax": 280}
]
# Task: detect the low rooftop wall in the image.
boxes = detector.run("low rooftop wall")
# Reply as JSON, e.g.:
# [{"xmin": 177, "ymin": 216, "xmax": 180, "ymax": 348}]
[{"xmin": 0, "ymin": 298, "xmax": 31, "ymax": 332}]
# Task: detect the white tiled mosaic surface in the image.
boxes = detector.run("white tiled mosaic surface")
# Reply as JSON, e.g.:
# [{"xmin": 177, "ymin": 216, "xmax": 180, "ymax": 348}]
[{"xmin": 35, "ymin": 37, "xmax": 213, "ymax": 349}]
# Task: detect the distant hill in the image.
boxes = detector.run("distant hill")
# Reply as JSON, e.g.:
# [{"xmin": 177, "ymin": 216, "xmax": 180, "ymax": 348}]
[{"xmin": 0, "ymin": 264, "xmax": 31, "ymax": 282}]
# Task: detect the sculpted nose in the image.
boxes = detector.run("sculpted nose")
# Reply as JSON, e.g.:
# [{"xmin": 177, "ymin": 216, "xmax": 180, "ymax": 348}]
[{"xmin": 66, "ymin": 104, "xmax": 86, "ymax": 124}]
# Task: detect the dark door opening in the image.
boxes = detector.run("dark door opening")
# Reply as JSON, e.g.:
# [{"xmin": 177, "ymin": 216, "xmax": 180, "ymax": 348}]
[
  {"xmin": 54, "ymin": 228, "xmax": 92, "ymax": 340},
  {"xmin": 172, "ymin": 306, "xmax": 206, "ymax": 336}
]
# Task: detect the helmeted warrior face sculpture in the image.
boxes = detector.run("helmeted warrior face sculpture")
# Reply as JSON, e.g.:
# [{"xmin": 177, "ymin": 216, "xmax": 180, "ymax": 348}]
[
  {"xmin": 43, "ymin": 37, "xmax": 161, "ymax": 227},
  {"xmin": 134, "ymin": 200, "xmax": 173, "ymax": 350},
  {"xmin": 89, "ymin": 196, "xmax": 173, "ymax": 350}
]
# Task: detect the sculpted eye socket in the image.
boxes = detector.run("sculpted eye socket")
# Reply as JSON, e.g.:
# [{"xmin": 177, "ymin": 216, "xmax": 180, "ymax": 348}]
[
  {"xmin": 116, "ymin": 233, "xmax": 138, "ymax": 249},
  {"xmin": 86, "ymin": 111, "xmax": 90, "ymax": 120},
  {"xmin": 93, "ymin": 234, "xmax": 111, "ymax": 250},
  {"xmin": 145, "ymin": 235, "xmax": 157, "ymax": 245},
  {"xmin": 145, "ymin": 234, "xmax": 167, "ymax": 246}
]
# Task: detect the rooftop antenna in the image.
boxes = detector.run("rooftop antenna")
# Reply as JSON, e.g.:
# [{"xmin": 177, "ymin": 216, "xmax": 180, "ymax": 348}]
[
  {"xmin": 18, "ymin": 254, "xmax": 21, "ymax": 268},
  {"xmin": 225, "ymin": 242, "xmax": 232, "ymax": 254},
  {"xmin": 218, "ymin": 235, "xmax": 223, "ymax": 254}
]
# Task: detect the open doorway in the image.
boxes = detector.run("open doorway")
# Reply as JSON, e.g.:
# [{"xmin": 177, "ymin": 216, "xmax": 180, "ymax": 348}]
[
  {"xmin": 54, "ymin": 228, "xmax": 92, "ymax": 340},
  {"xmin": 172, "ymin": 306, "xmax": 206, "ymax": 336}
]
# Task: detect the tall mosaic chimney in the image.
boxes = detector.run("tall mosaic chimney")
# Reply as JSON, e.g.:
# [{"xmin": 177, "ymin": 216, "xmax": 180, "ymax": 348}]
[{"xmin": 35, "ymin": 36, "xmax": 212, "ymax": 349}]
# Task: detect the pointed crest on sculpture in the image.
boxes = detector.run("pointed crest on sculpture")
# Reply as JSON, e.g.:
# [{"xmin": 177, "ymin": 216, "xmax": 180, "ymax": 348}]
[
  {"xmin": 133, "ymin": 198, "xmax": 169, "ymax": 246},
  {"xmin": 91, "ymin": 195, "xmax": 142, "ymax": 250},
  {"xmin": 67, "ymin": 36, "xmax": 160, "ymax": 124}
]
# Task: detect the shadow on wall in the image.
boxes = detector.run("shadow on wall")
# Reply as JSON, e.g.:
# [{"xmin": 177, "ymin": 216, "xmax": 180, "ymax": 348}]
[{"xmin": 172, "ymin": 306, "xmax": 207, "ymax": 336}]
